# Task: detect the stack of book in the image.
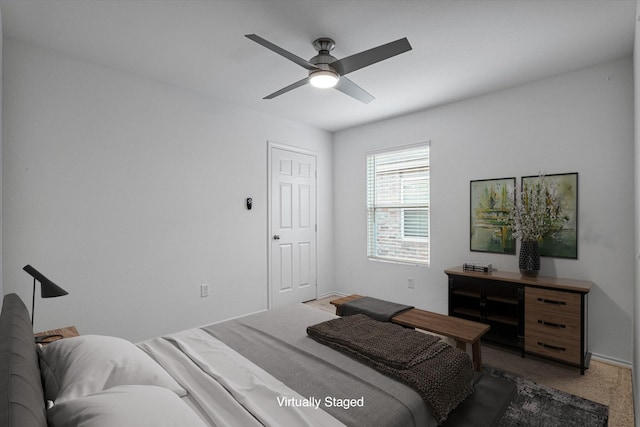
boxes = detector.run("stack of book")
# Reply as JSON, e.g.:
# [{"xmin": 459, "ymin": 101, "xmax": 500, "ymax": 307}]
[{"xmin": 463, "ymin": 262, "xmax": 492, "ymax": 273}]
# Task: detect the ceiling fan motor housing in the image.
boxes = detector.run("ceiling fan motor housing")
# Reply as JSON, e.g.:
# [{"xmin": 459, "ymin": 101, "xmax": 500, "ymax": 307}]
[
  {"xmin": 310, "ymin": 38, "xmax": 338, "ymax": 70},
  {"xmin": 312, "ymin": 38, "xmax": 335, "ymax": 53}
]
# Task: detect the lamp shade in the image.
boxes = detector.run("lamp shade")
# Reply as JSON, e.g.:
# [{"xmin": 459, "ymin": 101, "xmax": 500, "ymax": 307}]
[
  {"xmin": 309, "ymin": 70, "xmax": 339, "ymax": 88},
  {"xmin": 23, "ymin": 265, "xmax": 68, "ymax": 297}
]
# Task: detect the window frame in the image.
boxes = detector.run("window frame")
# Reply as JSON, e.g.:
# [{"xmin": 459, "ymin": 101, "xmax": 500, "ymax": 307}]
[{"xmin": 366, "ymin": 142, "xmax": 430, "ymax": 266}]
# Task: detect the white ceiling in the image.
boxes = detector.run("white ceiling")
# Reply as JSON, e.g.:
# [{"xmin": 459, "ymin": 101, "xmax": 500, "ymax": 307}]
[{"xmin": 1, "ymin": 0, "xmax": 636, "ymax": 132}]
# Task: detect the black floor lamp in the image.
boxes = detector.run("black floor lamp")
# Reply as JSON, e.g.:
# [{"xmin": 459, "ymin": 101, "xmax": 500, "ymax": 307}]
[{"xmin": 23, "ymin": 265, "xmax": 69, "ymax": 342}]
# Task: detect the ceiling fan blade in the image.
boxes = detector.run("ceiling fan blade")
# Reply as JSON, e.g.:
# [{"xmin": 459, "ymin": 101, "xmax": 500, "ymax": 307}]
[
  {"xmin": 264, "ymin": 77, "xmax": 310, "ymax": 99},
  {"xmin": 331, "ymin": 37, "xmax": 412, "ymax": 76},
  {"xmin": 245, "ymin": 34, "xmax": 319, "ymax": 71},
  {"xmin": 334, "ymin": 77, "xmax": 374, "ymax": 104}
]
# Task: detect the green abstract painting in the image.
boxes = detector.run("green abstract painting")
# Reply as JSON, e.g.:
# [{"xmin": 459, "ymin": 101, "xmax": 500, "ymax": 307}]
[{"xmin": 470, "ymin": 178, "xmax": 515, "ymax": 254}]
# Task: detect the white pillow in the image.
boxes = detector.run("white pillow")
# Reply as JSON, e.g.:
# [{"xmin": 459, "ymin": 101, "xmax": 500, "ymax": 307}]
[
  {"xmin": 38, "ymin": 335, "xmax": 186, "ymax": 403},
  {"xmin": 47, "ymin": 385, "xmax": 206, "ymax": 427}
]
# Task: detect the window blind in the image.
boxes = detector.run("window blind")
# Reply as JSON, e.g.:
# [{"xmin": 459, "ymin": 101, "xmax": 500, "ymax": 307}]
[{"xmin": 367, "ymin": 143, "xmax": 430, "ymax": 265}]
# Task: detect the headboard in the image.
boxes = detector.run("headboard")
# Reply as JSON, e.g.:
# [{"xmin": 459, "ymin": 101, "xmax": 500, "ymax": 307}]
[{"xmin": 0, "ymin": 293, "xmax": 48, "ymax": 427}]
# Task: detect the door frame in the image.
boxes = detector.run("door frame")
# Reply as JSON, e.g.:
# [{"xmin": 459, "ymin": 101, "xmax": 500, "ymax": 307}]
[{"xmin": 267, "ymin": 141, "xmax": 318, "ymax": 309}]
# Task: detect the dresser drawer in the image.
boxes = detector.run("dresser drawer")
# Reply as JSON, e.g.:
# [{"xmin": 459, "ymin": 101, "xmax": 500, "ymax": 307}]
[
  {"xmin": 526, "ymin": 287, "xmax": 581, "ymax": 314},
  {"xmin": 525, "ymin": 327, "xmax": 581, "ymax": 364},
  {"xmin": 525, "ymin": 287, "xmax": 582, "ymax": 365}
]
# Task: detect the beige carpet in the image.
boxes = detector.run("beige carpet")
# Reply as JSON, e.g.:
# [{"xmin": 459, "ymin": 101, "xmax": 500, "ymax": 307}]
[{"xmin": 305, "ymin": 295, "xmax": 634, "ymax": 427}]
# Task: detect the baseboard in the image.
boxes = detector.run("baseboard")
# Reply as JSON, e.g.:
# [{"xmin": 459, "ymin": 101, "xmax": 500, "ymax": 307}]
[
  {"xmin": 317, "ymin": 291, "xmax": 349, "ymax": 299},
  {"xmin": 591, "ymin": 352, "xmax": 632, "ymax": 369},
  {"xmin": 195, "ymin": 308, "xmax": 268, "ymax": 330}
]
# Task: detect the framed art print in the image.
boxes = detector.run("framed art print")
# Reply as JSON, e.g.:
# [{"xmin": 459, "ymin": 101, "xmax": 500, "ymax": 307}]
[
  {"xmin": 521, "ymin": 173, "xmax": 578, "ymax": 258},
  {"xmin": 470, "ymin": 177, "xmax": 515, "ymax": 254}
]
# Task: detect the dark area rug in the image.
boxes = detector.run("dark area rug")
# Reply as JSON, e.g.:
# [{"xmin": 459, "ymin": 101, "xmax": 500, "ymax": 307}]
[{"xmin": 484, "ymin": 366, "xmax": 608, "ymax": 427}]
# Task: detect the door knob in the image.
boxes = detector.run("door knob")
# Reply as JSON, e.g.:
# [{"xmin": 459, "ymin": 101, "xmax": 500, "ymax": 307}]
[{"xmin": 273, "ymin": 234, "xmax": 280, "ymax": 240}]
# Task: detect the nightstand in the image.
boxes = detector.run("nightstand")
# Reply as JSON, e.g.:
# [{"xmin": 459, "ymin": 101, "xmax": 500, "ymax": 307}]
[{"xmin": 34, "ymin": 326, "xmax": 79, "ymax": 345}]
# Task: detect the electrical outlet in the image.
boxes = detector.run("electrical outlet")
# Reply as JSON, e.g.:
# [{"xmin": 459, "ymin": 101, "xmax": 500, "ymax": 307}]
[
  {"xmin": 408, "ymin": 277, "xmax": 415, "ymax": 289},
  {"xmin": 200, "ymin": 283, "xmax": 209, "ymax": 298}
]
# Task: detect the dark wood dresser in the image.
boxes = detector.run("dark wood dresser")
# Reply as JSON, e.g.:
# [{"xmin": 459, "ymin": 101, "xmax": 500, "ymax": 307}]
[{"xmin": 446, "ymin": 266, "xmax": 591, "ymax": 373}]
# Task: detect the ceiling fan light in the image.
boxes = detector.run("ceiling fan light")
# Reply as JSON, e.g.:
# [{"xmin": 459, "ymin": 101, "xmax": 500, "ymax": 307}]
[{"xmin": 309, "ymin": 70, "xmax": 339, "ymax": 88}]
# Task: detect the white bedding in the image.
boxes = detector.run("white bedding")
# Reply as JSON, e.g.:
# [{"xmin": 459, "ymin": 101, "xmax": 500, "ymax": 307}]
[
  {"xmin": 139, "ymin": 328, "xmax": 345, "ymax": 427},
  {"xmin": 201, "ymin": 303, "xmax": 435, "ymax": 427}
]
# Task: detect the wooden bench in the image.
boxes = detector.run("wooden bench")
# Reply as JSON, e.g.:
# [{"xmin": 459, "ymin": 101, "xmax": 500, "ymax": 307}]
[{"xmin": 330, "ymin": 294, "xmax": 490, "ymax": 371}]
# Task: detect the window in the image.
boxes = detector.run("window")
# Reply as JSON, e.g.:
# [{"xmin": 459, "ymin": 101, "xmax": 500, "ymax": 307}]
[{"xmin": 367, "ymin": 143, "xmax": 430, "ymax": 265}]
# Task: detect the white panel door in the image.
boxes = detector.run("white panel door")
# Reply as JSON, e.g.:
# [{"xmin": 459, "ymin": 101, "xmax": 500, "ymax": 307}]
[{"xmin": 270, "ymin": 146, "xmax": 317, "ymax": 307}]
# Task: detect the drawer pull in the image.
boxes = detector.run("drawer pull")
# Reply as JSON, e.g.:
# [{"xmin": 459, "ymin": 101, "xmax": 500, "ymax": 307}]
[
  {"xmin": 537, "ymin": 320, "xmax": 566, "ymax": 329},
  {"xmin": 537, "ymin": 297, "xmax": 566, "ymax": 305},
  {"xmin": 537, "ymin": 342, "xmax": 566, "ymax": 352}
]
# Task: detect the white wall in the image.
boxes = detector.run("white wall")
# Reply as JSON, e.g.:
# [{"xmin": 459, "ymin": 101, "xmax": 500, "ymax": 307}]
[
  {"xmin": 1, "ymin": 38, "xmax": 333, "ymax": 341},
  {"xmin": 334, "ymin": 57, "xmax": 635, "ymax": 364},
  {"xmin": 0, "ymin": 6, "xmax": 3, "ymax": 300},
  {"xmin": 633, "ymin": 0, "xmax": 640, "ymax": 423}
]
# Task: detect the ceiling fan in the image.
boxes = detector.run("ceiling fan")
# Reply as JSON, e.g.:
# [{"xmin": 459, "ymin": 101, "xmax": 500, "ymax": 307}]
[{"xmin": 245, "ymin": 34, "xmax": 412, "ymax": 103}]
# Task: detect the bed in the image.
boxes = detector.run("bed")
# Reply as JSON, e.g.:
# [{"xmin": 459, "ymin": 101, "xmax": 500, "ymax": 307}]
[{"xmin": 0, "ymin": 292, "xmax": 514, "ymax": 427}]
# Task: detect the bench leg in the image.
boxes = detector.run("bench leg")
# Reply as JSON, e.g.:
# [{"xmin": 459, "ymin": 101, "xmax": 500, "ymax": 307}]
[
  {"xmin": 456, "ymin": 339, "xmax": 483, "ymax": 372},
  {"xmin": 472, "ymin": 341, "xmax": 483, "ymax": 371}
]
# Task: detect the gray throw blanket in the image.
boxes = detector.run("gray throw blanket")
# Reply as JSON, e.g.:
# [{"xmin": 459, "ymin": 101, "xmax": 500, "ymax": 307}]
[
  {"xmin": 341, "ymin": 296, "xmax": 413, "ymax": 321},
  {"xmin": 307, "ymin": 314, "xmax": 475, "ymax": 424}
]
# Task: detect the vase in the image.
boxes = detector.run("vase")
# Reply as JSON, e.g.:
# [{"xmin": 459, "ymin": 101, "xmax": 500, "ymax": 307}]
[{"xmin": 519, "ymin": 240, "xmax": 540, "ymax": 277}]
